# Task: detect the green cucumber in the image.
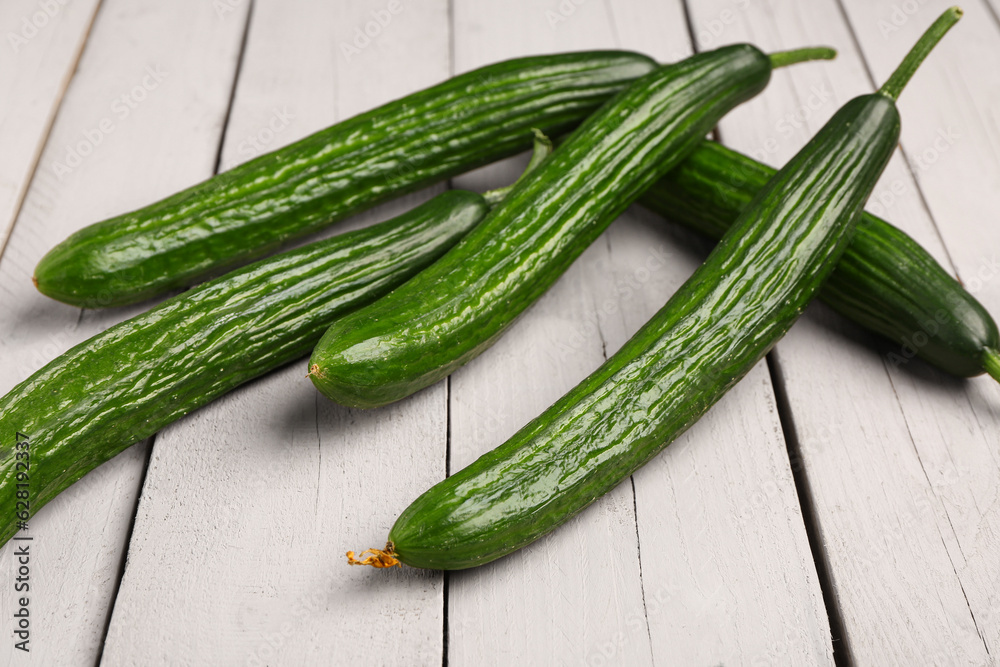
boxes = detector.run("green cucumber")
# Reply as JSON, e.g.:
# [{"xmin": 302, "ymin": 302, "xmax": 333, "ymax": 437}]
[
  {"xmin": 0, "ymin": 190, "xmax": 487, "ymax": 547},
  {"xmin": 350, "ymin": 9, "xmax": 960, "ymax": 570},
  {"xmin": 642, "ymin": 140, "xmax": 1000, "ymax": 380},
  {"xmin": 34, "ymin": 51, "xmax": 656, "ymax": 308},
  {"xmin": 310, "ymin": 44, "xmax": 837, "ymax": 409}
]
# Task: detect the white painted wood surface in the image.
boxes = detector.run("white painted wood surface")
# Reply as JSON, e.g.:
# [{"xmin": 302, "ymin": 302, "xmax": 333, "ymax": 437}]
[
  {"xmin": 0, "ymin": 1, "xmax": 997, "ymax": 665},
  {"xmin": 684, "ymin": 0, "xmax": 1000, "ymax": 663},
  {"xmin": 0, "ymin": 0, "xmax": 248, "ymax": 664},
  {"xmin": 0, "ymin": 0, "xmax": 100, "ymax": 260},
  {"xmin": 103, "ymin": 0, "xmax": 453, "ymax": 664},
  {"xmin": 448, "ymin": 2, "xmax": 829, "ymax": 665}
]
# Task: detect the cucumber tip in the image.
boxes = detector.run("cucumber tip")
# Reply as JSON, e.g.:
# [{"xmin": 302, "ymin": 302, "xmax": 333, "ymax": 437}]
[
  {"xmin": 346, "ymin": 542, "xmax": 401, "ymax": 569},
  {"xmin": 983, "ymin": 348, "xmax": 1000, "ymax": 383}
]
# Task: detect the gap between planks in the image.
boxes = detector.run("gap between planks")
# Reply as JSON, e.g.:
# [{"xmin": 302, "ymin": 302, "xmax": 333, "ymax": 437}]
[
  {"xmin": 0, "ymin": 0, "xmax": 105, "ymax": 261},
  {"xmin": 93, "ymin": 0, "xmax": 258, "ymax": 658}
]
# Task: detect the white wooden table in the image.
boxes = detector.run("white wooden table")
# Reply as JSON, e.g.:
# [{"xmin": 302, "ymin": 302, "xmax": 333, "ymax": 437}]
[{"xmin": 1, "ymin": 0, "xmax": 998, "ymax": 664}]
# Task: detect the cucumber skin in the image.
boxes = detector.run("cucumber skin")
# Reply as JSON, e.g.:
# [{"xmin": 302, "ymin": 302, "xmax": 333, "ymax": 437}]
[
  {"xmin": 310, "ymin": 45, "xmax": 775, "ymax": 409},
  {"xmin": 388, "ymin": 95, "xmax": 900, "ymax": 570},
  {"xmin": 33, "ymin": 52, "xmax": 655, "ymax": 309},
  {"xmin": 0, "ymin": 191, "xmax": 487, "ymax": 546},
  {"xmin": 642, "ymin": 141, "xmax": 999, "ymax": 377}
]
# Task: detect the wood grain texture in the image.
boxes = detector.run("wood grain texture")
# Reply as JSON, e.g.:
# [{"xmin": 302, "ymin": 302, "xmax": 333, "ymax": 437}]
[
  {"xmin": 448, "ymin": 4, "xmax": 650, "ymax": 663},
  {"xmin": 0, "ymin": 0, "xmax": 249, "ymax": 664},
  {"xmin": 840, "ymin": 0, "xmax": 1000, "ymax": 659},
  {"xmin": 0, "ymin": 0, "xmax": 100, "ymax": 254},
  {"xmin": 1, "ymin": 1, "xmax": 996, "ymax": 663},
  {"xmin": 610, "ymin": 5, "xmax": 831, "ymax": 664},
  {"xmin": 447, "ymin": 1, "xmax": 831, "ymax": 664},
  {"xmin": 685, "ymin": 0, "xmax": 1000, "ymax": 662},
  {"xmin": 101, "ymin": 0, "xmax": 453, "ymax": 664}
]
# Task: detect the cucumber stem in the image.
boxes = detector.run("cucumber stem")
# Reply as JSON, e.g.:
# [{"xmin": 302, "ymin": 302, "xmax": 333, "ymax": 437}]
[
  {"xmin": 983, "ymin": 348, "xmax": 1000, "ymax": 383},
  {"xmin": 768, "ymin": 47, "xmax": 837, "ymax": 69},
  {"xmin": 879, "ymin": 7, "xmax": 962, "ymax": 101},
  {"xmin": 483, "ymin": 128, "xmax": 554, "ymax": 206},
  {"xmin": 522, "ymin": 128, "xmax": 554, "ymax": 176}
]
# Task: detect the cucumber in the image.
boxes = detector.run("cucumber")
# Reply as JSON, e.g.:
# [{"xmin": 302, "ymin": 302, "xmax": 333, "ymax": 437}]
[
  {"xmin": 350, "ymin": 9, "xmax": 960, "ymax": 570},
  {"xmin": 310, "ymin": 44, "xmax": 836, "ymax": 409},
  {"xmin": 642, "ymin": 141, "xmax": 1000, "ymax": 380},
  {"xmin": 0, "ymin": 191, "xmax": 487, "ymax": 546},
  {"xmin": 33, "ymin": 51, "xmax": 656, "ymax": 308}
]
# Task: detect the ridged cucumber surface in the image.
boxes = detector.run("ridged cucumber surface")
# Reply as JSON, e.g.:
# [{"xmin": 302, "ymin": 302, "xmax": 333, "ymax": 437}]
[
  {"xmin": 359, "ymin": 9, "xmax": 959, "ymax": 570},
  {"xmin": 0, "ymin": 191, "xmax": 487, "ymax": 546},
  {"xmin": 34, "ymin": 51, "xmax": 655, "ymax": 308},
  {"xmin": 642, "ymin": 140, "xmax": 1000, "ymax": 379},
  {"xmin": 311, "ymin": 44, "xmax": 834, "ymax": 408}
]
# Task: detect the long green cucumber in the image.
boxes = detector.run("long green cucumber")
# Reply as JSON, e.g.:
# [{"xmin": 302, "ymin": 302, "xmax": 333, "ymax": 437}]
[
  {"xmin": 33, "ymin": 51, "xmax": 656, "ymax": 308},
  {"xmin": 0, "ymin": 190, "xmax": 487, "ymax": 546},
  {"xmin": 349, "ymin": 9, "xmax": 959, "ymax": 570},
  {"xmin": 310, "ymin": 44, "xmax": 837, "ymax": 409},
  {"xmin": 642, "ymin": 141, "xmax": 1000, "ymax": 380}
]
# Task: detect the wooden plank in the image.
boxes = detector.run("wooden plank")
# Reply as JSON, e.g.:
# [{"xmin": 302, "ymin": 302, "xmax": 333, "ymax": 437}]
[
  {"xmin": 100, "ymin": 0, "xmax": 453, "ymax": 663},
  {"xmin": 447, "ymin": 1, "xmax": 831, "ymax": 664},
  {"xmin": 0, "ymin": 0, "xmax": 249, "ymax": 663},
  {"xmin": 839, "ymin": 0, "xmax": 1000, "ymax": 657},
  {"xmin": 447, "ymin": 7, "xmax": 650, "ymax": 664},
  {"xmin": 0, "ymin": 0, "xmax": 101, "ymax": 256},
  {"xmin": 612, "ymin": 4, "xmax": 831, "ymax": 664},
  {"xmin": 685, "ymin": 0, "xmax": 999, "ymax": 661}
]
